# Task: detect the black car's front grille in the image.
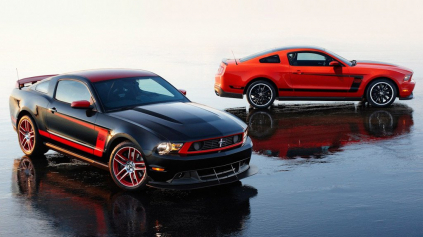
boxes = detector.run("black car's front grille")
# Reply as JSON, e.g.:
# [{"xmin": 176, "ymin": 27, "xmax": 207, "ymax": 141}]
[
  {"xmin": 188, "ymin": 133, "xmax": 243, "ymax": 152},
  {"xmin": 169, "ymin": 158, "xmax": 251, "ymax": 185}
]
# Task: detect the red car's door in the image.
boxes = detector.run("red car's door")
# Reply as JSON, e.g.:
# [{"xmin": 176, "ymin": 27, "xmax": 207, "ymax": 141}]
[{"xmin": 288, "ymin": 51, "xmax": 352, "ymax": 98}]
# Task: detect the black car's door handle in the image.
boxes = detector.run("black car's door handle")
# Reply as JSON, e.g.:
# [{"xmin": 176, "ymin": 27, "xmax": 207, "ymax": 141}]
[{"xmin": 49, "ymin": 107, "xmax": 57, "ymax": 113}]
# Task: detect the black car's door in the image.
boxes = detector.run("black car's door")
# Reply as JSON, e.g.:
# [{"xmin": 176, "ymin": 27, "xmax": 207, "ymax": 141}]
[{"xmin": 45, "ymin": 79, "xmax": 99, "ymax": 155}]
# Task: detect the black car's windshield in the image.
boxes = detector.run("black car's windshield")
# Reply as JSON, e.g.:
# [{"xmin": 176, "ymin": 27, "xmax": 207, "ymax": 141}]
[{"xmin": 93, "ymin": 76, "xmax": 188, "ymax": 112}]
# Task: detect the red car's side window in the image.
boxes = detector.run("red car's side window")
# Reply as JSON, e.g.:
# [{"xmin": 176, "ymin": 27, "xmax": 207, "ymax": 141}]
[{"xmin": 288, "ymin": 52, "xmax": 334, "ymax": 66}]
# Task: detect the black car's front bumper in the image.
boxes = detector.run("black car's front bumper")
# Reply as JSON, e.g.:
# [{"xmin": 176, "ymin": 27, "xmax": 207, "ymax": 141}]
[
  {"xmin": 147, "ymin": 161, "xmax": 258, "ymax": 190},
  {"xmin": 146, "ymin": 137, "xmax": 255, "ymax": 190}
]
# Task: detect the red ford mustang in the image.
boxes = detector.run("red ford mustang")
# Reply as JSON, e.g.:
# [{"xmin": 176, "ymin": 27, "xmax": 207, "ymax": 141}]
[{"xmin": 215, "ymin": 46, "xmax": 416, "ymax": 108}]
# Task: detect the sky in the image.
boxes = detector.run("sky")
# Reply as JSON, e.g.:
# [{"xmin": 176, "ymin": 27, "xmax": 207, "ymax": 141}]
[{"xmin": 0, "ymin": 0, "xmax": 422, "ymax": 104}]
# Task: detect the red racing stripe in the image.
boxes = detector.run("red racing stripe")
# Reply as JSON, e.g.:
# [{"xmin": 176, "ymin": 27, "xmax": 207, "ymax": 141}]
[
  {"xmin": 94, "ymin": 127, "xmax": 108, "ymax": 157},
  {"xmin": 38, "ymin": 129, "xmax": 50, "ymax": 138},
  {"xmin": 48, "ymin": 113, "xmax": 109, "ymax": 157}
]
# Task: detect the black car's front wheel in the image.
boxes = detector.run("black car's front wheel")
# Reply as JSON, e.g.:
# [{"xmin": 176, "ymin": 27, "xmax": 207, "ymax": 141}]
[
  {"xmin": 109, "ymin": 142, "xmax": 148, "ymax": 191},
  {"xmin": 366, "ymin": 79, "xmax": 397, "ymax": 107},
  {"xmin": 246, "ymin": 80, "xmax": 276, "ymax": 109}
]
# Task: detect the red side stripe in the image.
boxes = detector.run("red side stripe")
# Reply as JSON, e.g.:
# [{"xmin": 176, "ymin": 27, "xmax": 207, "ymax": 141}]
[
  {"xmin": 49, "ymin": 113, "xmax": 109, "ymax": 157},
  {"xmin": 94, "ymin": 127, "xmax": 108, "ymax": 157},
  {"xmin": 39, "ymin": 129, "xmax": 50, "ymax": 138},
  {"xmin": 55, "ymin": 113, "xmax": 94, "ymax": 129},
  {"xmin": 39, "ymin": 127, "xmax": 108, "ymax": 157},
  {"xmin": 49, "ymin": 133, "xmax": 94, "ymax": 154}
]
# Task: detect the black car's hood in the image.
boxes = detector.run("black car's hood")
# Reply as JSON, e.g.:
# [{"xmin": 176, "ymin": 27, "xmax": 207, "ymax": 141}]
[{"xmin": 109, "ymin": 102, "xmax": 246, "ymax": 141}]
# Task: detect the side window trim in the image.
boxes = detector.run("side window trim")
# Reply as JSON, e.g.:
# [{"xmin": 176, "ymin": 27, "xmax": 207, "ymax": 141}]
[
  {"xmin": 54, "ymin": 79, "xmax": 95, "ymax": 105},
  {"xmin": 259, "ymin": 54, "xmax": 281, "ymax": 63},
  {"xmin": 33, "ymin": 80, "xmax": 50, "ymax": 94},
  {"xmin": 286, "ymin": 51, "xmax": 341, "ymax": 67}
]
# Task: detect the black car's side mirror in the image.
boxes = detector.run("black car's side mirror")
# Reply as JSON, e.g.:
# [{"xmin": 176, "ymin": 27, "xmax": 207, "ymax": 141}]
[{"xmin": 71, "ymin": 100, "xmax": 93, "ymax": 109}]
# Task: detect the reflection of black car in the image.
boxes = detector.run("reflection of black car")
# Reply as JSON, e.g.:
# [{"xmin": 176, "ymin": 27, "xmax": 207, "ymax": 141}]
[
  {"xmin": 227, "ymin": 103, "xmax": 413, "ymax": 159},
  {"xmin": 10, "ymin": 69, "xmax": 255, "ymax": 190},
  {"xmin": 13, "ymin": 156, "xmax": 257, "ymax": 236}
]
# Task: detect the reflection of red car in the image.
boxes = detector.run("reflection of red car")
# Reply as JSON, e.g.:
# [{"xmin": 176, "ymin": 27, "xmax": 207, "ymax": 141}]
[
  {"xmin": 215, "ymin": 46, "xmax": 415, "ymax": 108},
  {"xmin": 227, "ymin": 104, "xmax": 413, "ymax": 159}
]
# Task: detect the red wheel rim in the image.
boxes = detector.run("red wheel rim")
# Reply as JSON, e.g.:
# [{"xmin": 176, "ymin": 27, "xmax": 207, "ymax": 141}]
[
  {"xmin": 112, "ymin": 147, "xmax": 146, "ymax": 187},
  {"xmin": 19, "ymin": 118, "xmax": 35, "ymax": 153}
]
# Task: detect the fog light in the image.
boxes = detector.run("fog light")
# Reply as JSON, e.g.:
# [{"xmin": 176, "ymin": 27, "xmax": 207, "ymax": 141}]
[
  {"xmin": 193, "ymin": 142, "xmax": 203, "ymax": 151},
  {"xmin": 242, "ymin": 129, "xmax": 248, "ymax": 146},
  {"xmin": 233, "ymin": 135, "xmax": 240, "ymax": 143}
]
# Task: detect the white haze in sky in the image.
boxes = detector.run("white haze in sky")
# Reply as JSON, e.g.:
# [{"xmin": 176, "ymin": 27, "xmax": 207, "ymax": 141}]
[{"xmin": 0, "ymin": 0, "xmax": 422, "ymax": 108}]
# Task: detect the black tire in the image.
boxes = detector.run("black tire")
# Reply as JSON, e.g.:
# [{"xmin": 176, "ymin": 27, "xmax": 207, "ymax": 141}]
[
  {"xmin": 246, "ymin": 109, "xmax": 276, "ymax": 140},
  {"xmin": 17, "ymin": 115, "xmax": 48, "ymax": 157},
  {"xmin": 109, "ymin": 141, "xmax": 148, "ymax": 191},
  {"xmin": 364, "ymin": 110, "xmax": 397, "ymax": 137},
  {"xmin": 246, "ymin": 80, "xmax": 276, "ymax": 109},
  {"xmin": 16, "ymin": 156, "xmax": 48, "ymax": 196},
  {"xmin": 366, "ymin": 79, "xmax": 397, "ymax": 107}
]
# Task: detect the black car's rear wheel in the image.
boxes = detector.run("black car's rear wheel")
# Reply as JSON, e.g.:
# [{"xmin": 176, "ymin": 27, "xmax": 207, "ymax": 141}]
[
  {"xmin": 366, "ymin": 79, "xmax": 397, "ymax": 107},
  {"xmin": 246, "ymin": 80, "xmax": 276, "ymax": 109},
  {"xmin": 109, "ymin": 142, "xmax": 148, "ymax": 190},
  {"xmin": 18, "ymin": 115, "xmax": 47, "ymax": 157}
]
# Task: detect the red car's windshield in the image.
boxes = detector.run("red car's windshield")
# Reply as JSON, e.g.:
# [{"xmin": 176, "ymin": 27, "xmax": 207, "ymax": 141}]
[
  {"xmin": 325, "ymin": 49, "xmax": 353, "ymax": 66},
  {"xmin": 93, "ymin": 76, "xmax": 188, "ymax": 111}
]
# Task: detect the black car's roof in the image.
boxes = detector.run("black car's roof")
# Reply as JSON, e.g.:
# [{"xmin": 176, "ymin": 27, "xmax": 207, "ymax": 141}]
[
  {"xmin": 240, "ymin": 45, "xmax": 325, "ymax": 62},
  {"xmin": 61, "ymin": 69, "xmax": 159, "ymax": 83}
]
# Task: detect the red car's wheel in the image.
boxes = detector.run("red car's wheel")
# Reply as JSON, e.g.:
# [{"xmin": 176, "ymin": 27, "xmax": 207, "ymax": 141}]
[
  {"xmin": 17, "ymin": 115, "xmax": 47, "ymax": 156},
  {"xmin": 366, "ymin": 79, "xmax": 397, "ymax": 107},
  {"xmin": 109, "ymin": 142, "xmax": 148, "ymax": 190},
  {"xmin": 246, "ymin": 80, "xmax": 276, "ymax": 109}
]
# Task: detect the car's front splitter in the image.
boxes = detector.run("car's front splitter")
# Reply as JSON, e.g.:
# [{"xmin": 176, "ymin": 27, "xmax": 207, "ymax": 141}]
[{"xmin": 146, "ymin": 161, "xmax": 258, "ymax": 190}]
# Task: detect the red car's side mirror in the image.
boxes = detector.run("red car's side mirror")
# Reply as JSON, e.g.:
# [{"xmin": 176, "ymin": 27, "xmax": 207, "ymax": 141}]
[
  {"xmin": 329, "ymin": 61, "xmax": 340, "ymax": 66},
  {"xmin": 179, "ymin": 89, "xmax": 187, "ymax": 95},
  {"xmin": 71, "ymin": 100, "xmax": 92, "ymax": 109}
]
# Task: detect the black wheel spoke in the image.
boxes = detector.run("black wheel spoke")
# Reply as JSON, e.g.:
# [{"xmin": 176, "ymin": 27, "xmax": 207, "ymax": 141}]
[
  {"xmin": 370, "ymin": 82, "xmax": 394, "ymax": 106},
  {"xmin": 248, "ymin": 83, "xmax": 274, "ymax": 107}
]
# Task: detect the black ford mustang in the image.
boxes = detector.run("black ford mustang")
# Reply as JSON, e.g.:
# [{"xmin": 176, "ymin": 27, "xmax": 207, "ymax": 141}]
[{"xmin": 10, "ymin": 69, "xmax": 255, "ymax": 190}]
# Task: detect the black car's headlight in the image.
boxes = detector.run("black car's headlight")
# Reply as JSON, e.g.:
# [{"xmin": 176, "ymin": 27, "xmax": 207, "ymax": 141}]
[
  {"xmin": 157, "ymin": 142, "xmax": 183, "ymax": 155},
  {"xmin": 242, "ymin": 129, "xmax": 248, "ymax": 146}
]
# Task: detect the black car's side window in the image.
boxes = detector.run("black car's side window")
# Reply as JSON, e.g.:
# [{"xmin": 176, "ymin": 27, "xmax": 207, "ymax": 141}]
[
  {"xmin": 34, "ymin": 80, "xmax": 50, "ymax": 94},
  {"xmin": 55, "ymin": 80, "xmax": 92, "ymax": 104},
  {"xmin": 288, "ymin": 52, "xmax": 333, "ymax": 66}
]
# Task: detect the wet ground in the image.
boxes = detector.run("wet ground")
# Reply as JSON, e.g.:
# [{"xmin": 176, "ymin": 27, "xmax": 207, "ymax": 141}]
[
  {"xmin": 2, "ymin": 93, "xmax": 423, "ymax": 236},
  {"xmin": 1, "ymin": 1, "xmax": 423, "ymax": 236}
]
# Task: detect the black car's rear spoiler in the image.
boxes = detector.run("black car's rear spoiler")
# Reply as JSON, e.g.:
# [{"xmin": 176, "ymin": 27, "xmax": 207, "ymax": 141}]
[{"xmin": 17, "ymin": 74, "xmax": 57, "ymax": 89}]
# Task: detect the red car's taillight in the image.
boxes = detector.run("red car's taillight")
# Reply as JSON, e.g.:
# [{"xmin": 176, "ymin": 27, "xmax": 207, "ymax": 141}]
[{"xmin": 217, "ymin": 65, "xmax": 224, "ymax": 75}]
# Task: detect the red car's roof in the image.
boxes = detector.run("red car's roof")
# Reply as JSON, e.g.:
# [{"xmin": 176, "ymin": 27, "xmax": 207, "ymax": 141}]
[{"xmin": 63, "ymin": 69, "xmax": 159, "ymax": 82}]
